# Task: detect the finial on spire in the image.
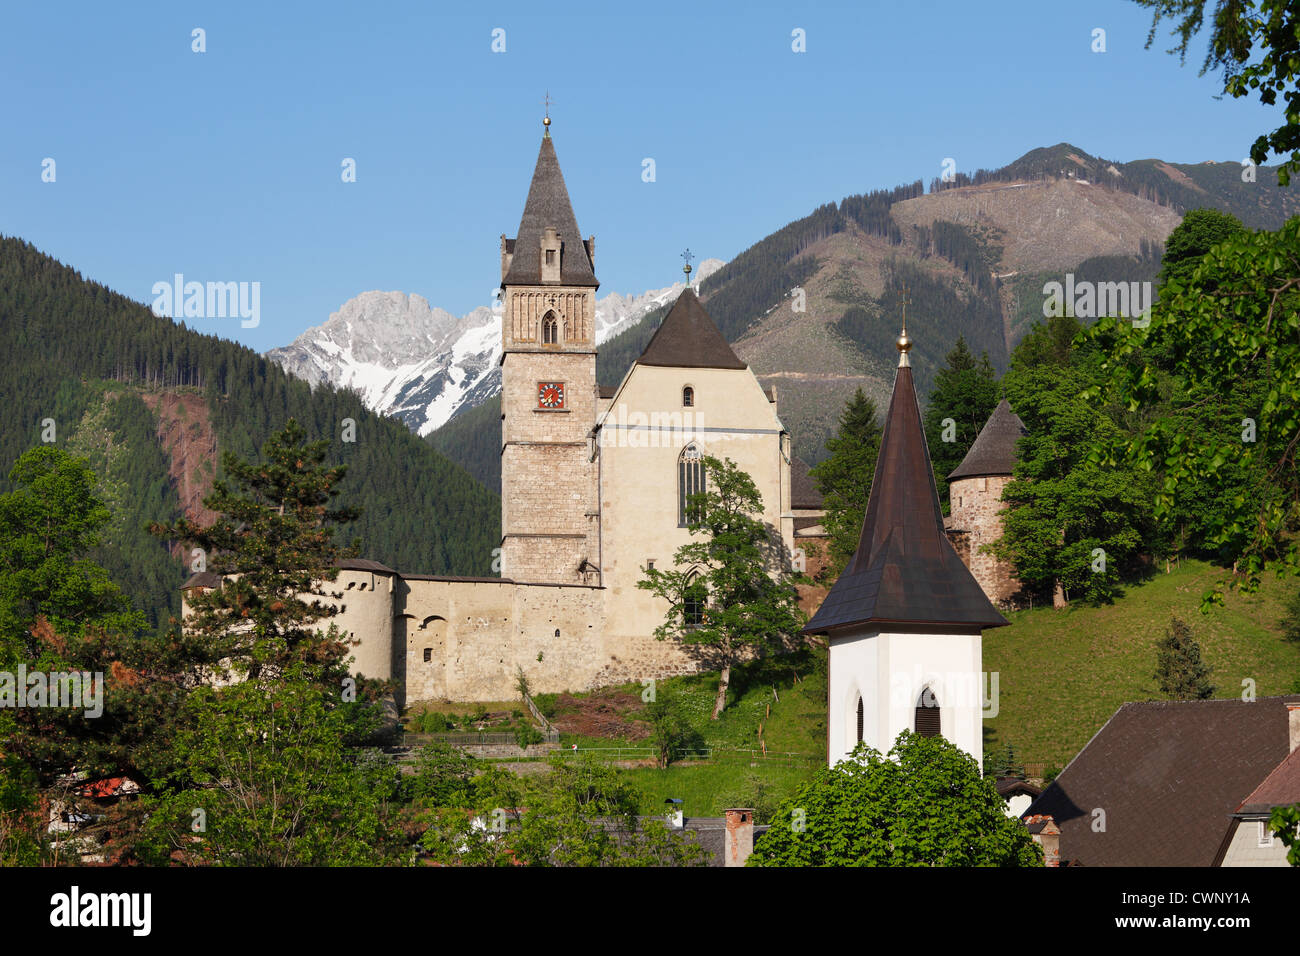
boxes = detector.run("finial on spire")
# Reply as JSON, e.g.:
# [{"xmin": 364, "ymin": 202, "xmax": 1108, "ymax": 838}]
[
  {"xmin": 681, "ymin": 248, "xmax": 694, "ymax": 286},
  {"xmin": 542, "ymin": 90, "xmax": 553, "ymax": 136},
  {"xmin": 897, "ymin": 282, "xmax": 912, "ymax": 368}
]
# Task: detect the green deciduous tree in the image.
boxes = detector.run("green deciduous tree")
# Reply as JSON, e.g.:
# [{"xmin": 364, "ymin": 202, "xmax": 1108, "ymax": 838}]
[
  {"xmin": 809, "ymin": 390, "xmax": 882, "ymax": 576},
  {"xmin": 638, "ymin": 456, "xmax": 806, "ymax": 718},
  {"xmin": 1154, "ymin": 616, "xmax": 1216, "ymax": 699},
  {"xmin": 1135, "ymin": 0, "xmax": 1300, "ymax": 184},
  {"xmin": 748, "ymin": 731, "xmax": 1043, "ymax": 866},
  {"xmin": 1269, "ymin": 804, "xmax": 1300, "ymax": 865},
  {"xmin": 1159, "ymin": 209, "xmax": 1247, "ymax": 287},
  {"xmin": 923, "ymin": 336, "xmax": 1000, "ymax": 511}
]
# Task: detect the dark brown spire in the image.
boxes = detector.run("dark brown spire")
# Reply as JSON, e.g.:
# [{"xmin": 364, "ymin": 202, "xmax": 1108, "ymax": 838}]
[
  {"xmin": 636, "ymin": 288, "xmax": 746, "ymax": 370},
  {"xmin": 503, "ymin": 135, "xmax": 598, "ymax": 288},
  {"xmin": 804, "ymin": 363, "xmax": 1008, "ymax": 634},
  {"xmin": 947, "ymin": 399, "xmax": 1027, "ymax": 481}
]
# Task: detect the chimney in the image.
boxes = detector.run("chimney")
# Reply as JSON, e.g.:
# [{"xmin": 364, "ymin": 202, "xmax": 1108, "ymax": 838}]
[
  {"xmin": 1288, "ymin": 702, "xmax": 1300, "ymax": 753},
  {"xmin": 723, "ymin": 808, "xmax": 754, "ymax": 867}
]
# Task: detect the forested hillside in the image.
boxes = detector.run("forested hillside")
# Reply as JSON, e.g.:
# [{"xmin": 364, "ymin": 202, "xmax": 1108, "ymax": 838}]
[{"xmin": 0, "ymin": 237, "xmax": 500, "ymax": 631}]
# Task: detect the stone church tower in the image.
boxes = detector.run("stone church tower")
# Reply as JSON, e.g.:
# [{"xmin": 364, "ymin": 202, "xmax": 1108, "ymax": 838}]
[
  {"xmin": 805, "ymin": 325, "xmax": 1007, "ymax": 770},
  {"xmin": 499, "ymin": 126, "xmax": 600, "ymax": 584},
  {"xmin": 946, "ymin": 399, "xmax": 1027, "ymax": 607}
]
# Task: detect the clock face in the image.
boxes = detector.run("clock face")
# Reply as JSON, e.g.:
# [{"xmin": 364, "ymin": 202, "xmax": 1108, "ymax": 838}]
[{"xmin": 537, "ymin": 382, "xmax": 565, "ymax": 409}]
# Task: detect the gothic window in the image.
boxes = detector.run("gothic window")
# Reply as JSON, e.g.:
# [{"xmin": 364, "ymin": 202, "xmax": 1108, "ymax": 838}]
[
  {"xmin": 856, "ymin": 695, "xmax": 864, "ymax": 744},
  {"xmin": 683, "ymin": 572, "xmax": 706, "ymax": 627},
  {"xmin": 542, "ymin": 311, "xmax": 559, "ymax": 344},
  {"xmin": 678, "ymin": 444, "xmax": 705, "ymax": 526},
  {"xmin": 915, "ymin": 686, "xmax": 941, "ymax": 738},
  {"xmin": 682, "ymin": 386, "xmax": 694, "ymax": 407},
  {"xmin": 423, "ymin": 648, "xmax": 432, "ymax": 663}
]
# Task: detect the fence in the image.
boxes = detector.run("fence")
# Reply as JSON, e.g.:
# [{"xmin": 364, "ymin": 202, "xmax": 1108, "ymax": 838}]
[{"xmin": 401, "ymin": 730, "xmax": 560, "ymax": 748}]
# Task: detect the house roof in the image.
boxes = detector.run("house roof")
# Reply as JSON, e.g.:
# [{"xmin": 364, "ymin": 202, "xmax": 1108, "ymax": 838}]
[
  {"xmin": 181, "ymin": 571, "xmax": 221, "ymax": 590},
  {"xmin": 803, "ymin": 362, "xmax": 1008, "ymax": 634},
  {"xmin": 948, "ymin": 399, "xmax": 1027, "ymax": 481},
  {"xmin": 502, "ymin": 135, "xmax": 598, "ymax": 288},
  {"xmin": 636, "ymin": 288, "xmax": 747, "ymax": 370},
  {"xmin": 1236, "ymin": 744, "xmax": 1300, "ymax": 815},
  {"xmin": 791, "ymin": 457, "xmax": 824, "ymax": 511},
  {"xmin": 1024, "ymin": 696, "xmax": 1299, "ymax": 866}
]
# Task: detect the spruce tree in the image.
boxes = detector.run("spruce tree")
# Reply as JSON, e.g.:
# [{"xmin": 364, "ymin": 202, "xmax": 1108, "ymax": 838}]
[
  {"xmin": 923, "ymin": 335, "xmax": 999, "ymax": 511},
  {"xmin": 809, "ymin": 389, "xmax": 882, "ymax": 577},
  {"xmin": 1154, "ymin": 617, "xmax": 1215, "ymax": 700}
]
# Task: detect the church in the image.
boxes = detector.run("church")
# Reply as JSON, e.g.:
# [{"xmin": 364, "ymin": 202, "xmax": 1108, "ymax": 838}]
[{"xmin": 186, "ymin": 121, "xmax": 803, "ymax": 705}]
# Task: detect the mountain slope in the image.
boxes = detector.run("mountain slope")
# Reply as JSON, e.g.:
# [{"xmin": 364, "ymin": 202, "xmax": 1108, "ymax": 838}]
[{"xmin": 0, "ymin": 236, "xmax": 501, "ymax": 631}]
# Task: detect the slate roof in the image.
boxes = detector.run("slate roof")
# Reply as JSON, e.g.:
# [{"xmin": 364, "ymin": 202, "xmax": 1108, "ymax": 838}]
[
  {"xmin": 947, "ymin": 399, "xmax": 1027, "ymax": 481},
  {"xmin": 180, "ymin": 571, "xmax": 221, "ymax": 590},
  {"xmin": 803, "ymin": 363, "xmax": 1008, "ymax": 634},
  {"xmin": 636, "ymin": 288, "xmax": 747, "ymax": 370},
  {"xmin": 502, "ymin": 135, "xmax": 598, "ymax": 288},
  {"xmin": 1236, "ymin": 744, "xmax": 1300, "ymax": 815},
  {"xmin": 1024, "ymin": 696, "xmax": 1300, "ymax": 866},
  {"xmin": 791, "ymin": 457, "xmax": 824, "ymax": 511}
]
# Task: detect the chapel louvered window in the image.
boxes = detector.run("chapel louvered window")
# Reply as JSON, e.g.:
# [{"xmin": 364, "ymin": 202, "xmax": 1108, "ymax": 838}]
[
  {"xmin": 856, "ymin": 695, "xmax": 864, "ymax": 744},
  {"xmin": 915, "ymin": 686, "xmax": 941, "ymax": 738},
  {"xmin": 678, "ymin": 445, "xmax": 705, "ymax": 526}
]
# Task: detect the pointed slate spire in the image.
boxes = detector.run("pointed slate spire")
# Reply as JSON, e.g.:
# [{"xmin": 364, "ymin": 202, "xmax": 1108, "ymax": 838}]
[
  {"xmin": 947, "ymin": 399, "xmax": 1027, "ymax": 482},
  {"xmin": 503, "ymin": 135, "xmax": 598, "ymax": 287},
  {"xmin": 636, "ymin": 288, "xmax": 747, "ymax": 370},
  {"xmin": 804, "ymin": 340, "xmax": 1007, "ymax": 634}
]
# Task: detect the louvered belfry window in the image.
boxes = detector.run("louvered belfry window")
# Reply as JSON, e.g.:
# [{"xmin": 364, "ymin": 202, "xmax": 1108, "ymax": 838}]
[
  {"xmin": 856, "ymin": 695, "xmax": 864, "ymax": 744},
  {"xmin": 678, "ymin": 444, "xmax": 705, "ymax": 526},
  {"xmin": 915, "ymin": 687, "xmax": 941, "ymax": 738}
]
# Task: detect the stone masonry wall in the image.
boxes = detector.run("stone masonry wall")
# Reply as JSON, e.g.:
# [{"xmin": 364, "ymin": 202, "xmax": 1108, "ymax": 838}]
[{"xmin": 948, "ymin": 475, "xmax": 1022, "ymax": 606}]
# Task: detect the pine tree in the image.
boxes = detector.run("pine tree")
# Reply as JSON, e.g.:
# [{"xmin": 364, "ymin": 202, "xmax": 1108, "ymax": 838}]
[
  {"xmin": 1154, "ymin": 617, "xmax": 1215, "ymax": 700},
  {"xmin": 809, "ymin": 389, "xmax": 882, "ymax": 577},
  {"xmin": 923, "ymin": 335, "xmax": 999, "ymax": 511}
]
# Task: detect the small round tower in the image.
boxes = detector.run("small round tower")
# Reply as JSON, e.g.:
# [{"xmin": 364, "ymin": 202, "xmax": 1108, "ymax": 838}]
[{"xmin": 946, "ymin": 399, "xmax": 1027, "ymax": 606}]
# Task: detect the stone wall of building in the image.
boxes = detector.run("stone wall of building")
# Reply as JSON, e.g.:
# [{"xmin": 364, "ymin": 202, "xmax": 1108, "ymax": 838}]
[{"xmin": 948, "ymin": 474, "xmax": 1021, "ymax": 606}]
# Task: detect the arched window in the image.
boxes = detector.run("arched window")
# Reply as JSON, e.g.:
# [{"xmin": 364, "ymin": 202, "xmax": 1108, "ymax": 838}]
[
  {"xmin": 915, "ymin": 686, "xmax": 941, "ymax": 738},
  {"xmin": 856, "ymin": 695, "xmax": 864, "ymax": 744},
  {"xmin": 682, "ymin": 386, "xmax": 694, "ymax": 407},
  {"xmin": 683, "ymin": 572, "xmax": 706, "ymax": 628},
  {"xmin": 678, "ymin": 444, "xmax": 706, "ymax": 527},
  {"xmin": 542, "ymin": 311, "xmax": 559, "ymax": 345}
]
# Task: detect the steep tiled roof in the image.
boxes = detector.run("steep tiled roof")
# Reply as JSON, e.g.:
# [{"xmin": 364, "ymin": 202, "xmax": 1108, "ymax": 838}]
[
  {"xmin": 804, "ymin": 363, "xmax": 1008, "ymax": 633},
  {"xmin": 636, "ymin": 289, "xmax": 746, "ymax": 370},
  {"xmin": 1025, "ymin": 696, "xmax": 1299, "ymax": 866},
  {"xmin": 791, "ymin": 457, "xmax": 824, "ymax": 511},
  {"xmin": 1237, "ymin": 744, "xmax": 1300, "ymax": 815},
  {"xmin": 502, "ymin": 135, "xmax": 597, "ymax": 288},
  {"xmin": 948, "ymin": 399, "xmax": 1027, "ymax": 481}
]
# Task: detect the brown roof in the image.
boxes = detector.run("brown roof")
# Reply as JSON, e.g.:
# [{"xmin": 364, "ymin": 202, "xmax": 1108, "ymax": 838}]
[
  {"xmin": 948, "ymin": 399, "xmax": 1026, "ymax": 481},
  {"xmin": 636, "ymin": 289, "xmax": 746, "ymax": 370},
  {"xmin": 791, "ymin": 457, "xmax": 824, "ymax": 510},
  {"xmin": 181, "ymin": 571, "xmax": 221, "ymax": 590},
  {"xmin": 598, "ymin": 385, "xmax": 617, "ymax": 400},
  {"xmin": 1237, "ymin": 743, "xmax": 1300, "ymax": 815},
  {"xmin": 804, "ymin": 364, "xmax": 1008, "ymax": 633},
  {"xmin": 502, "ymin": 135, "xmax": 598, "ymax": 288},
  {"xmin": 1025, "ymin": 696, "xmax": 1299, "ymax": 866}
]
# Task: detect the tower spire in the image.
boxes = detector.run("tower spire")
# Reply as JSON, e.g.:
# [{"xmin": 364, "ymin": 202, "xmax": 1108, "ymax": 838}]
[
  {"xmin": 681, "ymin": 248, "xmax": 694, "ymax": 286},
  {"xmin": 897, "ymin": 281, "xmax": 912, "ymax": 368}
]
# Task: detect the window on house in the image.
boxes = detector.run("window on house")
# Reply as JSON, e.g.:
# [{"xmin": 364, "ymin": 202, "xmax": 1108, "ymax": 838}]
[
  {"xmin": 542, "ymin": 313, "xmax": 559, "ymax": 344},
  {"xmin": 545, "ymin": 249, "xmax": 555, "ymax": 265},
  {"xmin": 423, "ymin": 648, "xmax": 432, "ymax": 663},
  {"xmin": 678, "ymin": 444, "xmax": 706, "ymax": 526},
  {"xmin": 915, "ymin": 686, "xmax": 941, "ymax": 738},
  {"xmin": 1258, "ymin": 821, "xmax": 1275, "ymax": 848},
  {"xmin": 682, "ymin": 386, "xmax": 694, "ymax": 407}
]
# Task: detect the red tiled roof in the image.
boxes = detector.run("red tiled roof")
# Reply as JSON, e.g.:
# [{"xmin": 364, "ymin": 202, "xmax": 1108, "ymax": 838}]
[{"xmin": 1237, "ymin": 746, "xmax": 1300, "ymax": 814}]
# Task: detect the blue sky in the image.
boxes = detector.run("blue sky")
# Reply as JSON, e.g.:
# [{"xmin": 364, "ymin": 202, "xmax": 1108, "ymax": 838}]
[{"xmin": 0, "ymin": 1, "xmax": 1283, "ymax": 351}]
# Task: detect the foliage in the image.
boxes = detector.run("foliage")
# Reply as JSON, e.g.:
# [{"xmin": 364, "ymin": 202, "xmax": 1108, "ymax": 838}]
[
  {"xmin": 151, "ymin": 419, "xmax": 358, "ymax": 685},
  {"xmin": 644, "ymin": 693, "xmax": 705, "ymax": 768},
  {"xmin": 139, "ymin": 671, "xmax": 407, "ymax": 866},
  {"xmin": 1082, "ymin": 217, "xmax": 1300, "ymax": 602},
  {"xmin": 1158, "ymin": 208, "xmax": 1247, "ymax": 286},
  {"xmin": 1154, "ymin": 616, "xmax": 1216, "ymax": 699},
  {"xmin": 1269, "ymin": 804, "xmax": 1300, "ymax": 866},
  {"xmin": 809, "ymin": 389, "xmax": 882, "ymax": 576},
  {"xmin": 714, "ymin": 771, "xmax": 787, "ymax": 824},
  {"xmin": 923, "ymin": 336, "xmax": 1000, "ymax": 511},
  {"xmin": 748, "ymin": 731, "xmax": 1043, "ymax": 866},
  {"xmin": 638, "ymin": 456, "xmax": 806, "ymax": 718},
  {"xmin": 1135, "ymin": 0, "xmax": 1300, "ymax": 184}
]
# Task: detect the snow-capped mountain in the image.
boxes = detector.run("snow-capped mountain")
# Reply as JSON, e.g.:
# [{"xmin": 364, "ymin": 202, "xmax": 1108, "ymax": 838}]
[{"xmin": 266, "ymin": 258, "xmax": 724, "ymax": 437}]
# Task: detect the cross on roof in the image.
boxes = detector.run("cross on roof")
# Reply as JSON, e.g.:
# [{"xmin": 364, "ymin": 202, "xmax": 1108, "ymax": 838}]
[{"xmin": 681, "ymin": 248, "xmax": 694, "ymax": 282}]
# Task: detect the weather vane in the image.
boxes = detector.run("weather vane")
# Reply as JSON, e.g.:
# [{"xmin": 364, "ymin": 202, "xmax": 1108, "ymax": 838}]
[
  {"xmin": 542, "ymin": 90, "xmax": 553, "ymax": 134},
  {"xmin": 898, "ymin": 281, "xmax": 913, "ymax": 367},
  {"xmin": 681, "ymin": 248, "xmax": 694, "ymax": 284}
]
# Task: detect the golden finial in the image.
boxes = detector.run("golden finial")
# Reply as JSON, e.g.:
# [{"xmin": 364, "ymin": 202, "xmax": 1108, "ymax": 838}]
[
  {"xmin": 681, "ymin": 248, "xmax": 694, "ymax": 285},
  {"xmin": 542, "ymin": 91, "xmax": 553, "ymax": 136},
  {"xmin": 897, "ymin": 282, "xmax": 912, "ymax": 368}
]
